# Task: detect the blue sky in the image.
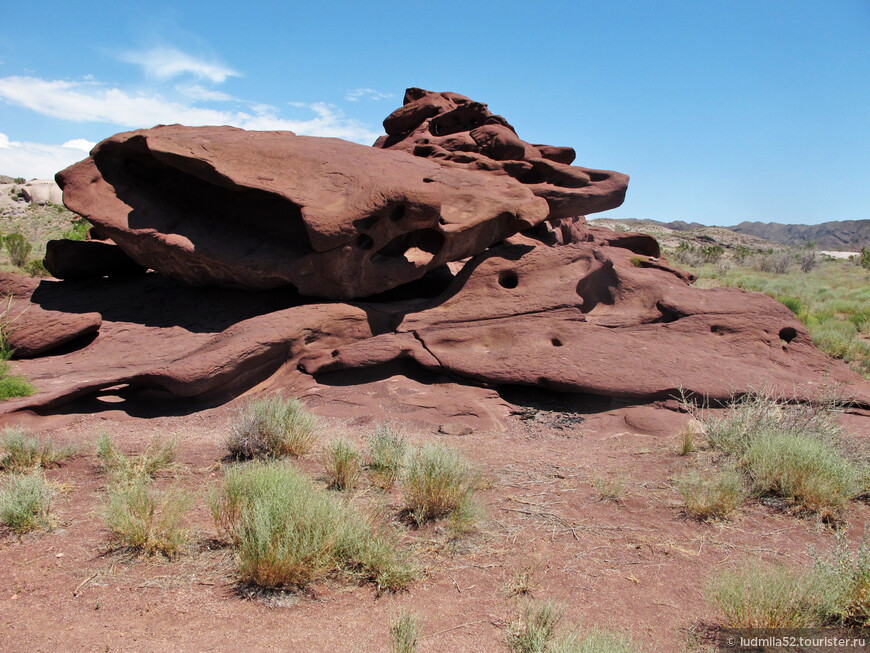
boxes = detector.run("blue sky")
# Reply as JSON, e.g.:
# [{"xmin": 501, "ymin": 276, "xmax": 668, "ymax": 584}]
[{"xmin": 1, "ymin": 1, "xmax": 867, "ymax": 226}]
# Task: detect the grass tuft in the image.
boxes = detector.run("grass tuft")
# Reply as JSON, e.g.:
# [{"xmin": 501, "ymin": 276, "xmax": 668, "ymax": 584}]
[
  {"xmin": 678, "ymin": 420, "xmax": 702, "ymax": 455},
  {"xmin": 675, "ymin": 468, "xmax": 744, "ymax": 521},
  {"xmin": 211, "ymin": 460, "xmax": 416, "ymax": 590},
  {"xmin": 96, "ymin": 432, "xmax": 176, "ymax": 482},
  {"xmin": 323, "ymin": 437, "xmax": 361, "ymax": 491},
  {"xmin": 227, "ymin": 396, "xmax": 317, "ymax": 459},
  {"xmin": 0, "ymin": 472, "xmax": 53, "ymax": 533},
  {"xmin": 592, "ymin": 475, "xmax": 626, "ymax": 502},
  {"xmin": 691, "ymin": 392, "xmax": 866, "ymax": 518},
  {"xmin": 367, "ymin": 424, "xmax": 407, "ymax": 489},
  {"xmin": 508, "ymin": 600, "xmax": 563, "ymax": 653},
  {"xmin": 389, "ymin": 608, "xmax": 421, "ymax": 653},
  {"xmin": 104, "ymin": 475, "xmax": 191, "ymax": 558},
  {"xmin": 504, "ymin": 564, "xmax": 541, "ymax": 599},
  {"xmin": 0, "ymin": 427, "xmax": 77, "ymax": 472},
  {"xmin": 706, "ymin": 560, "xmax": 837, "ymax": 628},
  {"xmin": 401, "ymin": 442, "xmax": 478, "ymax": 526}
]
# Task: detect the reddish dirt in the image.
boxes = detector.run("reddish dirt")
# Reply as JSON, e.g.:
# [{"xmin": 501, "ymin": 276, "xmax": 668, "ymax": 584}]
[{"xmin": 2, "ymin": 395, "xmax": 869, "ymax": 653}]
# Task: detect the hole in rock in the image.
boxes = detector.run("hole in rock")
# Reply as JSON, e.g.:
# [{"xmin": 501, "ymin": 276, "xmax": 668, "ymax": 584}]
[
  {"xmin": 576, "ymin": 265, "xmax": 617, "ymax": 313},
  {"xmin": 779, "ymin": 327, "xmax": 797, "ymax": 343},
  {"xmin": 371, "ymin": 229, "xmax": 444, "ymax": 266},
  {"xmin": 390, "ymin": 205, "xmax": 406, "ymax": 222},
  {"xmin": 356, "ymin": 234, "xmax": 374, "ymax": 250},
  {"xmin": 654, "ymin": 301, "xmax": 685, "ymax": 324},
  {"xmin": 710, "ymin": 325, "xmax": 728, "ymax": 335},
  {"xmin": 498, "ymin": 270, "xmax": 519, "ymax": 289},
  {"xmin": 423, "ymin": 177, "xmax": 435, "ymax": 183},
  {"xmin": 331, "ymin": 349, "xmax": 340, "ymax": 358},
  {"xmin": 551, "ymin": 337, "xmax": 563, "ymax": 347}
]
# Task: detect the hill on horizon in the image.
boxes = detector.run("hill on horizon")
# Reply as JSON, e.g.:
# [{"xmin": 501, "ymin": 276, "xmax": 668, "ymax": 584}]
[{"xmin": 601, "ymin": 217, "xmax": 869, "ymax": 251}]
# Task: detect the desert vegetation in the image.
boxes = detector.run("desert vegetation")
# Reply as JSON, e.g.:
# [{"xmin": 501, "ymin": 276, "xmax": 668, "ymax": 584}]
[
  {"xmin": 507, "ymin": 601, "xmax": 642, "ymax": 653},
  {"xmin": 226, "ymin": 396, "xmax": 318, "ymax": 459},
  {"xmin": 708, "ymin": 530, "xmax": 870, "ymax": 627},
  {"xmin": 670, "ymin": 241, "xmax": 870, "ymax": 377},
  {"xmin": 677, "ymin": 391, "xmax": 867, "ymax": 520}
]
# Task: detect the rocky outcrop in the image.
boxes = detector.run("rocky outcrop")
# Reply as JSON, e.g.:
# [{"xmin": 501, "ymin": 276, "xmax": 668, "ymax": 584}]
[{"xmin": 0, "ymin": 88, "xmax": 864, "ymax": 423}]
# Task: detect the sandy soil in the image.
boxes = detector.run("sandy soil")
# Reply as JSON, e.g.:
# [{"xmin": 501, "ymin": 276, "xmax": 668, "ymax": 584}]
[{"xmin": 1, "ymin": 393, "xmax": 868, "ymax": 653}]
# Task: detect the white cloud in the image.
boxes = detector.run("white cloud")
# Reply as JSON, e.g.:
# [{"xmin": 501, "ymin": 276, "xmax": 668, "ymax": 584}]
[
  {"xmin": 0, "ymin": 132, "xmax": 94, "ymax": 179},
  {"xmin": 120, "ymin": 46, "xmax": 240, "ymax": 83},
  {"xmin": 61, "ymin": 138, "xmax": 96, "ymax": 152},
  {"xmin": 0, "ymin": 76, "xmax": 382, "ymax": 144},
  {"xmin": 175, "ymin": 83, "xmax": 236, "ymax": 102},
  {"xmin": 346, "ymin": 88, "xmax": 394, "ymax": 102}
]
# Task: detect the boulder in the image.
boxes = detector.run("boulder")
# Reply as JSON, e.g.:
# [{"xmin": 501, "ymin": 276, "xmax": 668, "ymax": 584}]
[{"xmin": 57, "ymin": 126, "xmax": 550, "ymax": 299}]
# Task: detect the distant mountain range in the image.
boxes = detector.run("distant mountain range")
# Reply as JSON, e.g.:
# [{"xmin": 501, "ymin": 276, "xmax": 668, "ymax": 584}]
[{"xmin": 607, "ymin": 218, "xmax": 869, "ymax": 251}]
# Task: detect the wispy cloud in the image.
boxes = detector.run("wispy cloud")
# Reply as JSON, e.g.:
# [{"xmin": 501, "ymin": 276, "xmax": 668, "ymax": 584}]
[
  {"xmin": 0, "ymin": 76, "xmax": 382, "ymax": 147},
  {"xmin": 0, "ymin": 132, "xmax": 94, "ymax": 179},
  {"xmin": 120, "ymin": 46, "xmax": 240, "ymax": 83},
  {"xmin": 346, "ymin": 88, "xmax": 395, "ymax": 102},
  {"xmin": 175, "ymin": 83, "xmax": 236, "ymax": 102}
]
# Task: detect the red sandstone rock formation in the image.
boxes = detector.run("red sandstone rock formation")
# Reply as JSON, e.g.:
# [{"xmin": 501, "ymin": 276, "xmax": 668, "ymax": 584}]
[{"xmin": 1, "ymin": 88, "xmax": 866, "ymax": 421}]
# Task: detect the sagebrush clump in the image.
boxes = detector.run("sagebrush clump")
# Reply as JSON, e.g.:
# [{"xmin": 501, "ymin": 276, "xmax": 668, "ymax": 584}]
[
  {"xmin": 401, "ymin": 442, "xmax": 478, "ymax": 526},
  {"xmin": 227, "ymin": 396, "xmax": 317, "ymax": 458},
  {"xmin": 211, "ymin": 460, "xmax": 416, "ymax": 591},
  {"xmin": 0, "ymin": 472, "xmax": 53, "ymax": 533}
]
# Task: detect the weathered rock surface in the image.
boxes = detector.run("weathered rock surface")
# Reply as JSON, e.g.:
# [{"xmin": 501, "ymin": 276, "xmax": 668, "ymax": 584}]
[
  {"xmin": 57, "ymin": 125, "xmax": 550, "ymax": 299},
  {"xmin": 2, "ymin": 232, "xmax": 868, "ymax": 420},
  {"xmin": 0, "ymin": 273, "xmax": 101, "ymax": 359},
  {"xmin": 375, "ymin": 89, "xmax": 629, "ymax": 221}
]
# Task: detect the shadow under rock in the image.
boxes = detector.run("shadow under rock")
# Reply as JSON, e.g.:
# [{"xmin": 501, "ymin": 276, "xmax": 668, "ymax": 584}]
[{"xmin": 30, "ymin": 272, "xmax": 306, "ymax": 333}]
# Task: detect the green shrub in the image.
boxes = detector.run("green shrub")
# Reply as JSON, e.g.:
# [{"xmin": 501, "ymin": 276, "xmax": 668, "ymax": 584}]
[
  {"xmin": 859, "ymin": 247, "xmax": 870, "ymax": 270},
  {"xmin": 0, "ymin": 332, "xmax": 34, "ymax": 400},
  {"xmin": 60, "ymin": 217, "xmax": 90, "ymax": 241},
  {"xmin": 4, "ymin": 233, "xmax": 32, "ymax": 267},
  {"xmin": 389, "ymin": 608, "xmax": 421, "ymax": 653},
  {"xmin": 0, "ymin": 428, "xmax": 77, "ymax": 472},
  {"xmin": 104, "ymin": 475, "xmax": 191, "ymax": 557},
  {"xmin": 675, "ymin": 468, "xmax": 744, "ymax": 520},
  {"xmin": 227, "ymin": 396, "xmax": 317, "ymax": 458},
  {"xmin": 96, "ymin": 432, "xmax": 176, "ymax": 482},
  {"xmin": 402, "ymin": 443, "xmax": 478, "ymax": 525},
  {"xmin": 367, "ymin": 424, "xmax": 407, "ymax": 489},
  {"xmin": 0, "ymin": 472, "xmax": 53, "ymax": 533},
  {"xmin": 24, "ymin": 259, "xmax": 49, "ymax": 278},
  {"xmin": 323, "ymin": 437, "xmax": 361, "ymax": 490},
  {"xmin": 707, "ymin": 560, "xmax": 838, "ymax": 627},
  {"xmin": 211, "ymin": 461, "xmax": 415, "ymax": 591}
]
